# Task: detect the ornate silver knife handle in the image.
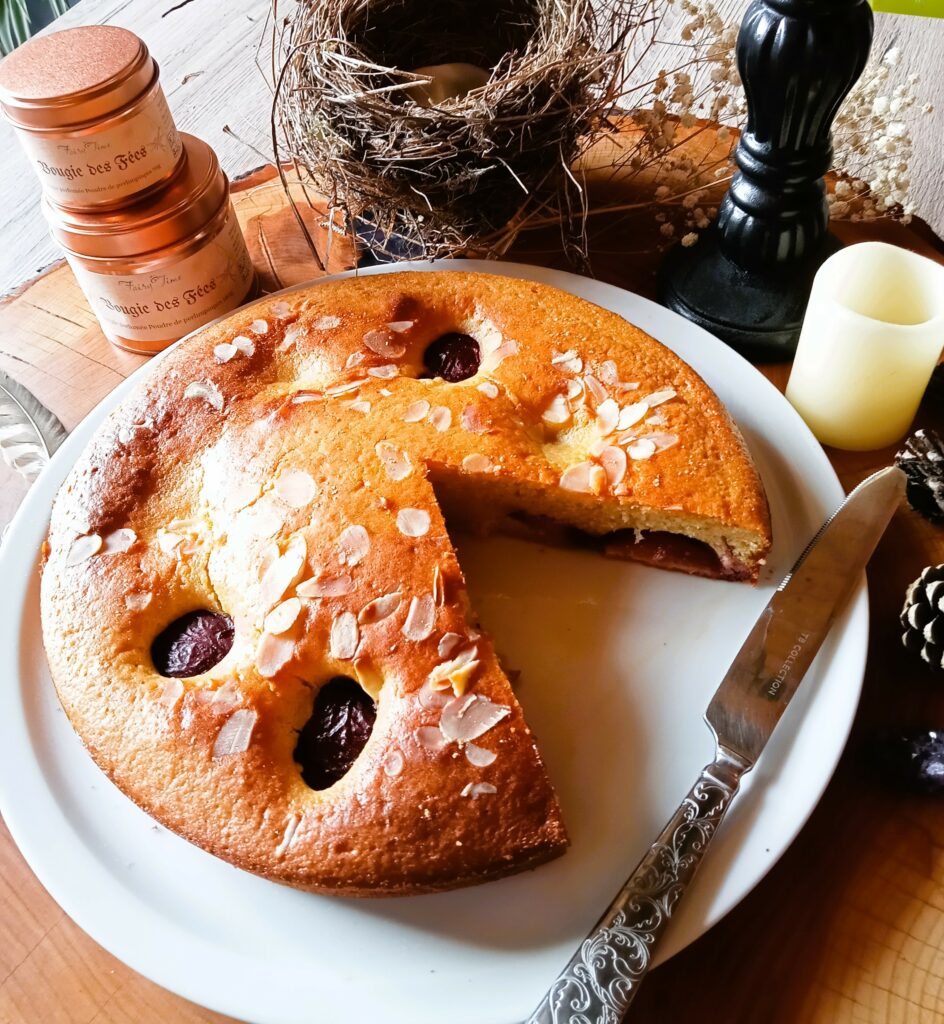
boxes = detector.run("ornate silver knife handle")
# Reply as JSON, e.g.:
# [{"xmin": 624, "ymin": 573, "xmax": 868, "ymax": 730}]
[{"xmin": 526, "ymin": 746, "xmax": 751, "ymax": 1024}]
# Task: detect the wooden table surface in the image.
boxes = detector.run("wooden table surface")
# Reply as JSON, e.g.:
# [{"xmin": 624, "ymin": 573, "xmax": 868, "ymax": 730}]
[{"xmin": 2, "ymin": 123, "xmax": 944, "ymax": 1024}]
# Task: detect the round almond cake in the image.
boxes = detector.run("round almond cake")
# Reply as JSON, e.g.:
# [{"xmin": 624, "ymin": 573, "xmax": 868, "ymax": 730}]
[{"xmin": 41, "ymin": 270, "xmax": 771, "ymax": 896}]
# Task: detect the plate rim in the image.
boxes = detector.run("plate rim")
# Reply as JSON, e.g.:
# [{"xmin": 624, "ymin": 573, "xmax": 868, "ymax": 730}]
[{"xmin": 0, "ymin": 259, "xmax": 868, "ymax": 1023}]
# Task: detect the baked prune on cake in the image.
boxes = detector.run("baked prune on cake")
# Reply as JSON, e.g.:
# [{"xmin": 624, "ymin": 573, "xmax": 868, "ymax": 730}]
[{"xmin": 41, "ymin": 271, "xmax": 771, "ymax": 896}]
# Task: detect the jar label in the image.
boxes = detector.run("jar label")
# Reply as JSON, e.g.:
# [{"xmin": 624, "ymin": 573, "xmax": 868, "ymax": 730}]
[
  {"xmin": 18, "ymin": 86, "xmax": 183, "ymax": 207},
  {"xmin": 68, "ymin": 205, "xmax": 255, "ymax": 349}
]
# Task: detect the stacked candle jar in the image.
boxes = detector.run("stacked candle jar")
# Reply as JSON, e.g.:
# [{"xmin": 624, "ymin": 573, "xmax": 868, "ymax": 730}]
[{"xmin": 0, "ymin": 25, "xmax": 255, "ymax": 355}]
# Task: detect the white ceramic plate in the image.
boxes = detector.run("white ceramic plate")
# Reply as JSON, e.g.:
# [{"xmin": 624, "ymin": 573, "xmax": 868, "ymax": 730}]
[{"xmin": 0, "ymin": 261, "xmax": 865, "ymax": 1024}]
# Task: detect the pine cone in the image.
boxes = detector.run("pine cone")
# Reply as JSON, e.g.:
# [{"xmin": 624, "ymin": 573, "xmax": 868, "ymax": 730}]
[
  {"xmin": 901, "ymin": 565, "xmax": 944, "ymax": 668},
  {"xmin": 896, "ymin": 428, "xmax": 944, "ymax": 522}
]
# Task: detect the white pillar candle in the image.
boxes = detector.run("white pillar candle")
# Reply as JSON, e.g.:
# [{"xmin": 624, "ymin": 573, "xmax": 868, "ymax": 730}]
[{"xmin": 786, "ymin": 241, "xmax": 944, "ymax": 451}]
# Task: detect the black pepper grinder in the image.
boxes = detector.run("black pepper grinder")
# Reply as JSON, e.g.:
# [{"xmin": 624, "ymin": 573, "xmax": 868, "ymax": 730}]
[{"xmin": 658, "ymin": 0, "xmax": 874, "ymax": 361}]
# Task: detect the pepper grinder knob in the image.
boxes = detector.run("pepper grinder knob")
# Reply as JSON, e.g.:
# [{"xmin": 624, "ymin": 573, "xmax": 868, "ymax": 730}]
[{"xmin": 658, "ymin": 0, "xmax": 874, "ymax": 361}]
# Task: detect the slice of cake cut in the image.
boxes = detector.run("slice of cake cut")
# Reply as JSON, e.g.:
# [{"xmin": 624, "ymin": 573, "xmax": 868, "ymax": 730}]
[{"xmin": 41, "ymin": 270, "xmax": 771, "ymax": 895}]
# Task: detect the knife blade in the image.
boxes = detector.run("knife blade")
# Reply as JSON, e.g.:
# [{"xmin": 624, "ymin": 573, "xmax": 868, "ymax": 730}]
[
  {"xmin": 706, "ymin": 463, "xmax": 906, "ymax": 766},
  {"xmin": 526, "ymin": 465, "xmax": 906, "ymax": 1024}
]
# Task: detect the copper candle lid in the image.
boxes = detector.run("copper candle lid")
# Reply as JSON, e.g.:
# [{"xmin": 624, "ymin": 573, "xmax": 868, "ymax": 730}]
[
  {"xmin": 44, "ymin": 134, "xmax": 228, "ymax": 259},
  {"xmin": 0, "ymin": 26, "xmax": 155, "ymax": 130}
]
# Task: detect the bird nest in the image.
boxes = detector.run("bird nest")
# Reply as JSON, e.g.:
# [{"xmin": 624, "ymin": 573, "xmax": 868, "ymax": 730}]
[{"xmin": 273, "ymin": 0, "xmax": 636, "ymax": 264}]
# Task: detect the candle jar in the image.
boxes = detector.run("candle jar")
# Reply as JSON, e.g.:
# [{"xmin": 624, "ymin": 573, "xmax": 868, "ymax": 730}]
[
  {"xmin": 786, "ymin": 242, "xmax": 944, "ymax": 451},
  {"xmin": 45, "ymin": 134, "xmax": 256, "ymax": 355},
  {"xmin": 0, "ymin": 25, "xmax": 184, "ymax": 210}
]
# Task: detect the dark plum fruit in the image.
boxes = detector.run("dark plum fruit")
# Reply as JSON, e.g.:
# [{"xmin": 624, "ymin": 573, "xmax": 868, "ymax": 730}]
[
  {"xmin": 295, "ymin": 677, "xmax": 376, "ymax": 790},
  {"xmin": 151, "ymin": 611, "xmax": 234, "ymax": 678},
  {"xmin": 422, "ymin": 333, "xmax": 481, "ymax": 382}
]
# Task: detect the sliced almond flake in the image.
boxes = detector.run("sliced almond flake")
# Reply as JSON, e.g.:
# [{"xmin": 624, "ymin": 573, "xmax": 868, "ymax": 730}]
[
  {"xmin": 330, "ymin": 611, "xmax": 359, "ymax": 660},
  {"xmin": 338, "ymin": 524, "xmax": 370, "ymax": 566},
  {"xmin": 344, "ymin": 400, "xmax": 371, "ymax": 414},
  {"xmin": 438, "ymin": 632, "xmax": 465, "ymax": 659},
  {"xmin": 297, "ymin": 573, "xmax": 354, "ymax": 598},
  {"xmin": 542, "ymin": 394, "xmax": 571, "ymax": 426},
  {"xmin": 644, "ymin": 387, "xmax": 678, "ymax": 407},
  {"xmin": 461, "ymin": 404, "xmax": 489, "ymax": 433},
  {"xmin": 383, "ymin": 748, "xmax": 405, "ymax": 777},
  {"xmin": 403, "ymin": 399, "xmax": 430, "ymax": 423},
  {"xmin": 184, "ymin": 380, "xmax": 223, "ymax": 412},
  {"xmin": 387, "ymin": 320, "xmax": 414, "ymax": 333},
  {"xmin": 249, "ymin": 319, "xmax": 269, "ymax": 335},
  {"xmin": 628, "ymin": 438, "xmax": 658, "ymax": 461},
  {"xmin": 477, "ymin": 381, "xmax": 499, "ymax": 399},
  {"xmin": 358, "ymin": 591, "xmax": 402, "ymax": 623},
  {"xmin": 279, "ymin": 324, "xmax": 307, "ymax": 351},
  {"xmin": 346, "ymin": 351, "xmax": 366, "ymax": 369},
  {"xmin": 353, "ymin": 657, "xmax": 384, "ymax": 699},
  {"xmin": 618, "ymin": 401, "xmax": 650, "ymax": 431},
  {"xmin": 600, "ymin": 360, "xmax": 619, "ymax": 385},
  {"xmin": 66, "ymin": 533, "xmax": 102, "ymax": 566},
  {"xmin": 487, "ymin": 339, "xmax": 518, "ymax": 369},
  {"xmin": 589, "ymin": 465, "xmax": 606, "ymax": 494},
  {"xmin": 429, "ymin": 406, "xmax": 451, "ymax": 431},
  {"xmin": 551, "ymin": 349, "xmax": 583, "ymax": 374},
  {"xmin": 257, "ymin": 541, "xmax": 281, "ymax": 581},
  {"xmin": 461, "ymin": 782, "xmax": 498, "ymax": 798},
  {"xmin": 368, "ymin": 364, "xmax": 399, "ymax": 379},
  {"xmin": 462, "ymin": 453, "xmax": 493, "ymax": 473},
  {"xmin": 645, "ymin": 431, "xmax": 680, "ymax": 452},
  {"xmin": 432, "ymin": 565, "xmax": 445, "ymax": 606},
  {"xmin": 264, "ymin": 597, "xmax": 303, "ymax": 635},
  {"xmin": 326, "ymin": 379, "xmax": 367, "ymax": 396},
  {"xmin": 565, "ymin": 378, "xmax": 584, "ymax": 402},
  {"xmin": 209, "ymin": 681, "xmax": 240, "ymax": 715},
  {"xmin": 397, "ymin": 508, "xmax": 431, "ymax": 537},
  {"xmin": 291, "ymin": 390, "xmax": 322, "ymax": 404},
  {"xmin": 274, "ymin": 814, "xmax": 301, "ymax": 858},
  {"xmin": 313, "ymin": 315, "xmax": 341, "ymax": 330},
  {"xmin": 415, "ymin": 725, "xmax": 448, "ymax": 751},
  {"xmin": 559, "ymin": 462, "xmax": 595, "ymax": 493},
  {"xmin": 159, "ymin": 678, "xmax": 184, "ymax": 708},
  {"xmin": 596, "ymin": 398, "xmax": 620, "ymax": 435},
  {"xmin": 156, "ymin": 530, "xmax": 183, "ymax": 555},
  {"xmin": 232, "ymin": 336, "xmax": 255, "ymax": 357},
  {"xmin": 599, "ymin": 446, "xmax": 628, "ymax": 488},
  {"xmin": 645, "ymin": 414, "xmax": 667, "ymax": 426},
  {"xmin": 440, "ymin": 694, "xmax": 510, "ymax": 743},
  {"xmin": 102, "ymin": 528, "xmax": 136, "ymax": 554},
  {"xmin": 363, "ymin": 329, "xmax": 406, "ymax": 359},
  {"xmin": 214, "ymin": 342, "xmax": 237, "ymax": 363},
  {"xmin": 582, "ymin": 374, "xmax": 606, "ymax": 404},
  {"xmin": 418, "ymin": 678, "xmax": 452, "ymax": 710},
  {"xmin": 275, "ymin": 469, "xmax": 317, "ymax": 508},
  {"xmin": 271, "ymin": 300, "xmax": 292, "ymax": 319},
  {"xmin": 213, "ymin": 709, "xmax": 257, "ymax": 758},
  {"xmin": 260, "ymin": 535, "xmax": 307, "ymax": 608},
  {"xmin": 620, "ymin": 381, "xmax": 641, "ymax": 392},
  {"xmin": 465, "ymin": 743, "xmax": 497, "ymax": 767},
  {"xmin": 402, "ymin": 594, "xmax": 435, "ymax": 641},
  {"xmin": 428, "ymin": 646, "xmax": 480, "ymax": 696},
  {"xmin": 379, "ymin": 388, "xmax": 393, "ymax": 397},
  {"xmin": 589, "ymin": 439, "xmax": 608, "ymax": 457},
  {"xmin": 375, "ymin": 441, "xmax": 413, "ymax": 481},
  {"xmin": 125, "ymin": 590, "xmax": 152, "ymax": 611}
]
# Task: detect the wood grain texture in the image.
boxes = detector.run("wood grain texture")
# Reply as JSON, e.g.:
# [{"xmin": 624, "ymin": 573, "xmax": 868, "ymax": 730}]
[
  {"xmin": 0, "ymin": 0, "xmax": 941, "ymax": 296},
  {"xmin": 2, "ymin": 135, "xmax": 944, "ymax": 1024}
]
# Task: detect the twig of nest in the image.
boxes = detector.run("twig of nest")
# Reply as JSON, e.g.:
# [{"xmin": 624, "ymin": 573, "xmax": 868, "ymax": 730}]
[{"xmin": 272, "ymin": 0, "xmax": 643, "ymax": 265}]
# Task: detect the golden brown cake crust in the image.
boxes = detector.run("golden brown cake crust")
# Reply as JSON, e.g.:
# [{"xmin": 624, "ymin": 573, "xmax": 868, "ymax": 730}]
[{"xmin": 40, "ymin": 270, "xmax": 770, "ymax": 896}]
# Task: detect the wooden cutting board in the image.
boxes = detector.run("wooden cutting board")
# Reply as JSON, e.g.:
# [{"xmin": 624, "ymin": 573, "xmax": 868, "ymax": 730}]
[{"xmin": 2, "ymin": 129, "xmax": 944, "ymax": 1024}]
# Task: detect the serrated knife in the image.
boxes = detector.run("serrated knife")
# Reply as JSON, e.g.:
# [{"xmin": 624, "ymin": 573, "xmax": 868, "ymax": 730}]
[{"xmin": 526, "ymin": 465, "xmax": 906, "ymax": 1024}]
